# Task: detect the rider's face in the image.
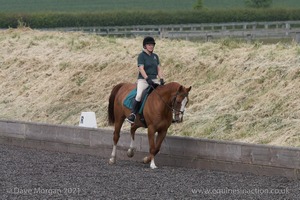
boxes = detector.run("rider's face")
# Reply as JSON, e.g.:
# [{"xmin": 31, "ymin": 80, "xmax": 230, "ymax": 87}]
[{"xmin": 145, "ymin": 44, "xmax": 155, "ymax": 52}]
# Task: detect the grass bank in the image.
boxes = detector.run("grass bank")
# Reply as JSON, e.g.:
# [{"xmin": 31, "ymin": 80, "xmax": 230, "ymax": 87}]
[{"xmin": 0, "ymin": 28, "xmax": 300, "ymax": 147}]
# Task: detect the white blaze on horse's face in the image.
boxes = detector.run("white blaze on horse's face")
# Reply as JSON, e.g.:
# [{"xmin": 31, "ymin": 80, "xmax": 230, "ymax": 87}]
[
  {"xmin": 179, "ymin": 97, "xmax": 188, "ymax": 122},
  {"xmin": 180, "ymin": 97, "xmax": 188, "ymax": 116},
  {"xmin": 173, "ymin": 97, "xmax": 188, "ymax": 123}
]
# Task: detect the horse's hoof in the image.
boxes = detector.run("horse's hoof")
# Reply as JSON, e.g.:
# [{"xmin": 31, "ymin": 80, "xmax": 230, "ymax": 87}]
[
  {"xmin": 143, "ymin": 156, "xmax": 151, "ymax": 164},
  {"xmin": 150, "ymin": 164, "xmax": 158, "ymax": 169},
  {"xmin": 127, "ymin": 148, "xmax": 135, "ymax": 158},
  {"xmin": 109, "ymin": 157, "xmax": 116, "ymax": 165}
]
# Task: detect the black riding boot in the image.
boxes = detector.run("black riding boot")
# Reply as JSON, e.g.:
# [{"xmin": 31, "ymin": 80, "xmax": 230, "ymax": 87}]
[{"xmin": 126, "ymin": 100, "xmax": 140, "ymax": 124}]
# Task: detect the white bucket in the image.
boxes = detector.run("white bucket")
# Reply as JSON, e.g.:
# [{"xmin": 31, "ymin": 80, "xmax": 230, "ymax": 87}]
[{"xmin": 79, "ymin": 112, "xmax": 97, "ymax": 128}]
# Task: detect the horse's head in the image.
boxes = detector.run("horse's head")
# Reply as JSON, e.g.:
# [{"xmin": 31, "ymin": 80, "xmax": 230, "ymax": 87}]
[{"xmin": 172, "ymin": 85, "xmax": 192, "ymax": 123}]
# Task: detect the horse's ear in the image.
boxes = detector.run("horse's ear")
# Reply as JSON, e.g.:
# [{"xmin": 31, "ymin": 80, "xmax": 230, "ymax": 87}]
[
  {"xmin": 180, "ymin": 85, "xmax": 186, "ymax": 93},
  {"xmin": 187, "ymin": 86, "xmax": 192, "ymax": 92},
  {"xmin": 178, "ymin": 85, "xmax": 183, "ymax": 92}
]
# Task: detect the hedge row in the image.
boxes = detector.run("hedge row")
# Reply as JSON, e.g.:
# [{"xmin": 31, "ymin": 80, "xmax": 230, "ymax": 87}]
[{"xmin": 1, "ymin": 8, "xmax": 300, "ymax": 28}]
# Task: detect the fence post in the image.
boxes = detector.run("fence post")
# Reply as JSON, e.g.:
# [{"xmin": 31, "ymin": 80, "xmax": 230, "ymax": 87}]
[
  {"xmin": 206, "ymin": 35, "xmax": 212, "ymax": 42},
  {"xmin": 159, "ymin": 27, "xmax": 163, "ymax": 39},
  {"xmin": 246, "ymin": 34, "xmax": 252, "ymax": 43},
  {"xmin": 295, "ymin": 32, "xmax": 300, "ymax": 44}
]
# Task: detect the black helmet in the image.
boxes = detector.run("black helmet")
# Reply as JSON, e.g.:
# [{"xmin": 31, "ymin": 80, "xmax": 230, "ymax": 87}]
[{"xmin": 143, "ymin": 36, "xmax": 156, "ymax": 47}]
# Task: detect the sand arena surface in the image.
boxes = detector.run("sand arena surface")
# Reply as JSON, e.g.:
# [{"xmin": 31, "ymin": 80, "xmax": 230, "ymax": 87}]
[
  {"xmin": 1, "ymin": 28, "xmax": 300, "ymax": 146},
  {"xmin": 1, "ymin": 144, "xmax": 299, "ymax": 199}
]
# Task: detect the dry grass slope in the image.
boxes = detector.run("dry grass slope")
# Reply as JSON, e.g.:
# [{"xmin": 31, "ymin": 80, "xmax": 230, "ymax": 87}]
[{"xmin": 1, "ymin": 28, "xmax": 300, "ymax": 147}]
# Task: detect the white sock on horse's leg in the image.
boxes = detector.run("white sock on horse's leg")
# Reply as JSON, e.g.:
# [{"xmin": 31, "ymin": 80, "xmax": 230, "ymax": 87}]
[
  {"xmin": 127, "ymin": 137, "xmax": 135, "ymax": 157},
  {"xmin": 150, "ymin": 158, "xmax": 158, "ymax": 169},
  {"xmin": 111, "ymin": 144, "xmax": 117, "ymax": 157},
  {"xmin": 130, "ymin": 137, "xmax": 134, "ymax": 149},
  {"xmin": 109, "ymin": 145, "xmax": 117, "ymax": 164}
]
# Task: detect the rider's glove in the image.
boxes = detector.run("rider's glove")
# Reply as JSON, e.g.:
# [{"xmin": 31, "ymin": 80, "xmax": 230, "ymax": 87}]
[{"xmin": 146, "ymin": 77, "xmax": 155, "ymax": 87}]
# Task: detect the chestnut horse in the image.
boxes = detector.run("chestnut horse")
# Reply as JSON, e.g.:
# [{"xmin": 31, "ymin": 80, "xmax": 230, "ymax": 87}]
[{"xmin": 108, "ymin": 82, "xmax": 191, "ymax": 169}]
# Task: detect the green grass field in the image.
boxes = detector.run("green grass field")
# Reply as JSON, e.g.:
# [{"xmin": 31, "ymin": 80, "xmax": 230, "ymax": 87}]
[
  {"xmin": 204, "ymin": 0, "xmax": 300, "ymax": 8},
  {"xmin": 0, "ymin": 0, "xmax": 196, "ymax": 12},
  {"xmin": 0, "ymin": 0, "xmax": 300, "ymax": 13}
]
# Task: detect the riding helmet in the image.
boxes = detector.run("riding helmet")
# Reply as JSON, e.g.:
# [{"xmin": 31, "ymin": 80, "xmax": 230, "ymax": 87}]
[{"xmin": 143, "ymin": 36, "xmax": 156, "ymax": 47}]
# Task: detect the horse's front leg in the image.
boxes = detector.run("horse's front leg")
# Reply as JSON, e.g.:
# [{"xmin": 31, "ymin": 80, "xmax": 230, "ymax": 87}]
[
  {"xmin": 154, "ymin": 130, "xmax": 167, "ymax": 157},
  {"xmin": 127, "ymin": 125, "xmax": 138, "ymax": 158},
  {"xmin": 143, "ymin": 126, "xmax": 157, "ymax": 169}
]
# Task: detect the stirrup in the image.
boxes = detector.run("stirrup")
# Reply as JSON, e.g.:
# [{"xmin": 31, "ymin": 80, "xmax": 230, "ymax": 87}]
[{"xmin": 126, "ymin": 114, "xmax": 136, "ymax": 124}]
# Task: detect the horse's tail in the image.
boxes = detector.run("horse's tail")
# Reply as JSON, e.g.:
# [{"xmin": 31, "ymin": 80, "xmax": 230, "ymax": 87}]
[{"xmin": 108, "ymin": 83, "xmax": 125, "ymax": 125}]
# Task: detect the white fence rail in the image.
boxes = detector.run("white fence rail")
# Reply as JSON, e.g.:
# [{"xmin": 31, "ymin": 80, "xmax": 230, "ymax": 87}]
[{"xmin": 43, "ymin": 21, "xmax": 300, "ymax": 42}]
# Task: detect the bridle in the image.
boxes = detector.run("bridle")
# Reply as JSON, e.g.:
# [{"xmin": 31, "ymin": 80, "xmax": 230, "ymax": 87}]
[
  {"xmin": 151, "ymin": 85, "xmax": 189, "ymax": 122},
  {"xmin": 171, "ymin": 90, "xmax": 189, "ymax": 122}
]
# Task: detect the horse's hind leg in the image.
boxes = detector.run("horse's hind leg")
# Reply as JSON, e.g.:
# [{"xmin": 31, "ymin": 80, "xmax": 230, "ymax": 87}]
[
  {"xmin": 109, "ymin": 118, "xmax": 125, "ymax": 164},
  {"xmin": 127, "ymin": 125, "xmax": 138, "ymax": 158}
]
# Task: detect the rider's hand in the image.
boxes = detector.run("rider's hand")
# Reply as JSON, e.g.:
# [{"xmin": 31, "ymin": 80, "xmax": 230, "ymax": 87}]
[
  {"xmin": 146, "ymin": 77, "xmax": 155, "ymax": 87},
  {"xmin": 160, "ymin": 78, "xmax": 165, "ymax": 85}
]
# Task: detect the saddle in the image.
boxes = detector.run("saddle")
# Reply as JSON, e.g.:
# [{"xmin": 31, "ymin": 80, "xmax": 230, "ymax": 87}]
[{"xmin": 123, "ymin": 85, "xmax": 158, "ymax": 126}]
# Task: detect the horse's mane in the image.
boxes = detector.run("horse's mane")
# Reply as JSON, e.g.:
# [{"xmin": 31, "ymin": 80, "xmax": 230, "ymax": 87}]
[{"xmin": 157, "ymin": 82, "xmax": 181, "ymax": 92}]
